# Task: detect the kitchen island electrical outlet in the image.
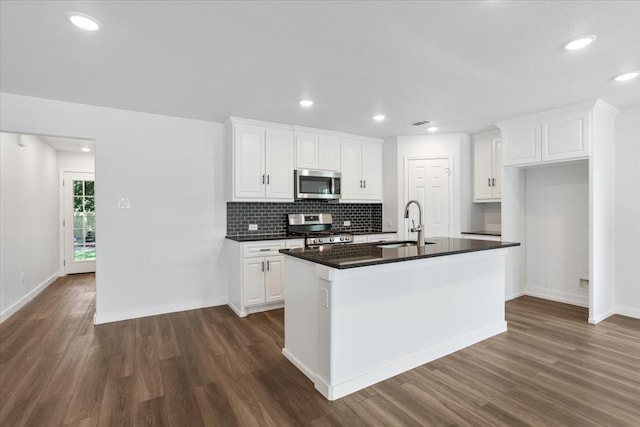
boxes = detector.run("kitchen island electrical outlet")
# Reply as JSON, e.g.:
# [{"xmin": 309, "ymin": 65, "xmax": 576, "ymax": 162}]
[
  {"xmin": 248, "ymin": 224, "xmax": 258, "ymax": 231},
  {"xmin": 321, "ymin": 288, "xmax": 329, "ymax": 308},
  {"xmin": 343, "ymin": 220, "xmax": 351, "ymax": 227}
]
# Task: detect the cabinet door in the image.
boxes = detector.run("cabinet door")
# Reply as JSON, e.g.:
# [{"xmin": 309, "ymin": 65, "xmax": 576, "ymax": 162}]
[
  {"xmin": 234, "ymin": 125, "xmax": 266, "ymax": 199},
  {"xmin": 295, "ymin": 132, "xmax": 318, "ymax": 169},
  {"xmin": 541, "ymin": 109, "xmax": 590, "ymax": 162},
  {"xmin": 502, "ymin": 120, "xmax": 540, "ymax": 166},
  {"xmin": 492, "ymin": 138, "xmax": 502, "ymax": 199},
  {"xmin": 317, "ymin": 135, "xmax": 341, "ymax": 171},
  {"xmin": 265, "ymin": 128, "xmax": 294, "ymax": 200},
  {"xmin": 474, "ymin": 137, "xmax": 494, "ymax": 201},
  {"xmin": 265, "ymin": 255, "xmax": 285, "ymax": 303},
  {"xmin": 340, "ymin": 139, "xmax": 363, "ymax": 200},
  {"xmin": 361, "ymin": 142, "xmax": 382, "ymax": 200},
  {"xmin": 243, "ymin": 258, "xmax": 266, "ymax": 306}
]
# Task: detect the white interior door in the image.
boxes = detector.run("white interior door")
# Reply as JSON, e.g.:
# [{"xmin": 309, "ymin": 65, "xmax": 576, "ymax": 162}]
[
  {"xmin": 407, "ymin": 158, "xmax": 451, "ymax": 238},
  {"xmin": 64, "ymin": 172, "xmax": 96, "ymax": 274}
]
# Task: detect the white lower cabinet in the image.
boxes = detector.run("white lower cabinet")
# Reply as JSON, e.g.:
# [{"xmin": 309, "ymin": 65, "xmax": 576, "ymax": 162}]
[{"xmin": 228, "ymin": 239, "xmax": 291, "ymax": 317}]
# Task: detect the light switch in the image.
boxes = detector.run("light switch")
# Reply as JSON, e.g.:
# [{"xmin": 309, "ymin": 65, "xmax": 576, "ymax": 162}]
[{"xmin": 117, "ymin": 198, "xmax": 131, "ymax": 209}]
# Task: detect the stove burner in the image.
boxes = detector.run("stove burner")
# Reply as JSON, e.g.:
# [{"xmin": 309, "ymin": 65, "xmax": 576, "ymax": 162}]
[{"xmin": 287, "ymin": 213, "xmax": 354, "ymax": 247}]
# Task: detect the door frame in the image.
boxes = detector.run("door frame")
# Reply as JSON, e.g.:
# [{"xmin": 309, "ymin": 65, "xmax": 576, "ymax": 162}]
[
  {"xmin": 59, "ymin": 168, "xmax": 95, "ymax": 274},
  {"xmin": 403, "ymin": 156, "xmax": 455, "ymax": 240}
]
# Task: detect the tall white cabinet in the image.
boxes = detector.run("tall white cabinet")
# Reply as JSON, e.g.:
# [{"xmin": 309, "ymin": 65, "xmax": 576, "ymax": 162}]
[
  {"xmin": 473, "ymin": 132, "xmax": 502, "ymax": 202},
  {"xmin": 227, "ymin": 117, "xmax": 294, "ymax": 202},
  {"xmin": 340, "ymin": 139, "xmax": 382, "ymax": 201}
]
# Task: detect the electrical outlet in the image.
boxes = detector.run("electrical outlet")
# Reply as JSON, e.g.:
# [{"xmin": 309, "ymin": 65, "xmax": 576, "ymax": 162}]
[
  {"xmin": 579, "ymin": 279, "xmax": 589, "ymax": 289},
  {"xmin": 321, "ymin": 288, "xmax": 329, "ymax": 308},
  {"xmin": 248, "ymin": 224, "xmax": 258, "ymax": 231},
  {"xmin": 343, "ymin": 220, "xmax": 351, "ymax": 227}
]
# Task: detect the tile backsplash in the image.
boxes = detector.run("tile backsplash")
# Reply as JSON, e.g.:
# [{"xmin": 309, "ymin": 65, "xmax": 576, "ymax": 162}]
[{"xmin": 227, "ymin": 201, "xmax": 382, "ymax": 237}]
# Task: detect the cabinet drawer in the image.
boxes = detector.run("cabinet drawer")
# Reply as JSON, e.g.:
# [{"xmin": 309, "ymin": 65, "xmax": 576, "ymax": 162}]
[{"xmin": 242, "ymin": 241, "xmax": 286, "ymax": 258}]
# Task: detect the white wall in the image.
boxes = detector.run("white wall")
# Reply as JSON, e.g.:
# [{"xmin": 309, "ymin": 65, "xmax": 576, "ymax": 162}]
[
  {"xmin": 0, "ymin": 93, "xmax": 227, "ymax": 324},
  {"xmin": 385, "ymin": 133, "xmax": 473, "ymax": 239},
  {"xmin": 614, "ymin": 106, "xmax": 640, "ymax": 319},
  {"xmin": 1, "ymin": 132, "xmax": 60, "ymax": 321},
  {"xmin": 57, "ymin": 151, "xmax": 95, "ymax": 171},
  {"xmin": 525, "ymin": 162, "xmax": 589, "ymax": 306},
  {"xmin": 382, "ymin": 136, "xmax": 398, "ymax": 231}
]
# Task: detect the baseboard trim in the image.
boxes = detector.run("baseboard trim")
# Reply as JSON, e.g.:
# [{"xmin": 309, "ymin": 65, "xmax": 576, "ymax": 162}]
[
  {"xmin": 316, "ymin": 321, "xmax": 507, "ymax": 401},
  {"xmin": 506, "ymin": 291, "xmax": 525, "ymax": 301},
  {"xmin": 94, "ymin": 297, "xmax": 227, "ymax": 324},
  {"xmin": 589, "ymin": 309, "xmax": 616, "ymax": 324},
  {"xmin": 524, "ymin": 288, "xmax": 588, "ymax": 308},
  {"xmin": 282, "ymin": 348, "xmax": 315, "ymax": 382},
  {"xmin": 614, "ymin": 305, "xmax": 640, "ymax": 320},
  {"xmin": 0, "ymin": 272, "xmax": 59, "ymax": 323}
]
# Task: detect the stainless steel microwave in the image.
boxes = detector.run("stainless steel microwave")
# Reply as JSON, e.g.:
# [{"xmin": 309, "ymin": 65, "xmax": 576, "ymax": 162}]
[{"xmin": 294, "ymin": 169, "xmax": 341, "ymax": 200}]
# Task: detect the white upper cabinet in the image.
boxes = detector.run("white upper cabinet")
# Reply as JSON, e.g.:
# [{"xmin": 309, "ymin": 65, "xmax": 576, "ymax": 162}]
[
  {"xmin": 228, "ymin": 118, "xmax": 294, "ymax": 202},
  {"xmin": 498, "ymin": 101, "xmax": 603, "ymax": 167},
  {"xmin": 473, "ymin": 133, "xmax": 502, "ymax": 202},
  {"xmin": 340, "ymin": 139, "xmax": 382, "ymax": 202},
  {"xmin": 541, "ymin": 109, "xmax": 590, "ymax": 162},
  {"xmin": 294, "ymin": 130, "xmax": 341, "ymax": 171}
]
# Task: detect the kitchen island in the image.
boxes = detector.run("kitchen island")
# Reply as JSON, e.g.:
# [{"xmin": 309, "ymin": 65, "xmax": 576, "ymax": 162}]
[{"xmin": 280, "ymin": 237, "xmax": 519, "ymax": 400}]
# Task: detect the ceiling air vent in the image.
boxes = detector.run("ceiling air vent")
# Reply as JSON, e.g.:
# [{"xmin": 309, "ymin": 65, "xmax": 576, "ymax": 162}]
[{"xmin": 411, "ymin": 120, "xmax": 431, "ymax": 127}]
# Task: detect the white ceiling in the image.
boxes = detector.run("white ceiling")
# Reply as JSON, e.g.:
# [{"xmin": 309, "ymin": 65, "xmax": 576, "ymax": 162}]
[
  {"xmin": 1, "ymin": 1, "xmax": 639, "ymax": 138},
  {"xmin": 38, "ymin": 135, "xmax": 95, "ymax": 153}
]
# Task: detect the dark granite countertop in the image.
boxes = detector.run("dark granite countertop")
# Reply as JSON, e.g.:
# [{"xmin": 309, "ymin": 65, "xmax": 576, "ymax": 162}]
[
  {"xmin": 225, "ymin": 230, "xmax": 397, "ymax": 242},
  {"xmin": 461, "ymin": 230, "xmax": 502, "ymax": 237},
  {"xmin": 279, "ymin": 237, "xmax": 519, "ymax": 269}
]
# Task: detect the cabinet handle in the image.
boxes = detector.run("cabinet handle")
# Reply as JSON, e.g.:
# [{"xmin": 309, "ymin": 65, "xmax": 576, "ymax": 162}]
[
  {"xmin": 259, "ymin": 248, "xmax": 270, "ymax": 251},
  {"xmin": 492, "ymin": 178, "xmax": 495, "ymax": 187},
  {"xmin": 261, "ymin": 261, "xmax": 265, "ymax": 272},
  {"xmin": 488, "ymin": 178, "xmax": 491, "ymax": 187},
  {"xmin": 267, "ymin": 174, "xmax": 270, "ymax": 185},
  {"xmin": 363, "ymin": 180, "xmax": 366, "ymax": 188},
  {"xmin": 360, "ymin": 180, "xmax": 363, "ymax": 188},
  {"xmin": 267, "ymin": 260, "xmax": 270, "ymax": 271},
  {"xmin": 262, "ymin": 174, "xmax": 265, "ymax": 184}
]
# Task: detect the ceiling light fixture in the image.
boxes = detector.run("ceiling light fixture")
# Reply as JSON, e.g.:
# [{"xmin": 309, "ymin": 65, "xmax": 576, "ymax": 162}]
[
  {"xmin": 373, "ymin": 115, "xmax": 386, "ymax": 122},
  {"xmin": 427, "ymin": 126, "xmax": 439, "ymax": 132},
  {"xmin": 81, "ymin": 147, "xmax": 91, "ymax": 152},
  {"xmin": 66, "ymin": 12, "xmax": 102, "ymax": 31},
  {"xmin": 563, "ymin": 35, "xmax": 596, "ymax": 51},
  {"xmin": 299, "ymin": 100, "xmax": 314, "ymax": 107},
  {"xmin": 613, "ymin": 71, "xmax": 639, "ymax": 82}
]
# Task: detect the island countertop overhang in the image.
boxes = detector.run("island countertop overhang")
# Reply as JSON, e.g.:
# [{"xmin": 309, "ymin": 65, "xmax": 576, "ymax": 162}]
[{"xmin": 279, "ymin": 237, "xmax": 520, "ymax": 269}]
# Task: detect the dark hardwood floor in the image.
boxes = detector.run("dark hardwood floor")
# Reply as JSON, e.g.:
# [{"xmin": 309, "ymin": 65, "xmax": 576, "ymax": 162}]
[{"xmin": 1, "ymin": 274, "xmax": 639, "ymax": 426}]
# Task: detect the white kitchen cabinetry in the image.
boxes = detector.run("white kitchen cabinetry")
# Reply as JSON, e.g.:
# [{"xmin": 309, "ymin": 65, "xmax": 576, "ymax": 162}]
[
  {"xmin": 227, "ymin": 118, "xmax": 294, "ymax": 201},
  {"xmin": 340, "ymin": 139, "xmax": 383, "ymax": 202},
  {"xmin": 228, "ymin": 239, "xmax": 287, "ymax": 317},
  {"xmin": 473, "ymin": 133, "xmax": 502, "ymax": 202},
  {"xmin": 295, "ymin": 131, "xmax": 341, "ymax": 171},
  {"xmin": 498, "ymin": 103, "xmax": 593, "ymax": 167}
]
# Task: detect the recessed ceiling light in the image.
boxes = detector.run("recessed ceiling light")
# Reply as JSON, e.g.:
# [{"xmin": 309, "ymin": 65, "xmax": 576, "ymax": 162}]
[
  {"xmin": 299, "ymin": 100, "xmax": 314, "ymax": 107},
  {"xmin": 613, "ymin": 71, "xmax": 639, "ymax": 82},
  {"xmin": 66, "ymin": 12, "xmax": 102, "ymax": 31},
  {"xmin": 563, "ymin": 35, "xmax": 596, "ymax": 51},
  {"xmin": 373, "ymin": 115, "xmax": 386, "ymax": 121},
  {"xmin": 426, "ymin": 126, "xmax": 439, "ymax": 132},
  {"xmin": 81, "ymin": 147, "xmax": 91, "ymax": 152}
]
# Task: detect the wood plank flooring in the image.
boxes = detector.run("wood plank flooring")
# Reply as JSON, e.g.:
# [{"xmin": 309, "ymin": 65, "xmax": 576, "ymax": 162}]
[{"xmin": 1, "ymin": 273, "xmax": 639, "ymax": 426}]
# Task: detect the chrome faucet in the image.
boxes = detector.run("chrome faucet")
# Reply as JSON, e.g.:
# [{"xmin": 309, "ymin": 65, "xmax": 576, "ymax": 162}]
[{"xmin": 404, "ymin": 199, "xmax": 424, "ymax": 246}]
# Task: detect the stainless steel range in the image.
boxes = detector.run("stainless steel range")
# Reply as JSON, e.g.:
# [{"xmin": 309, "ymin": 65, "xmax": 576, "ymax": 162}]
[{"xmin": 287, "ymin": 213, "xmax": 354, "ymax": 248}]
